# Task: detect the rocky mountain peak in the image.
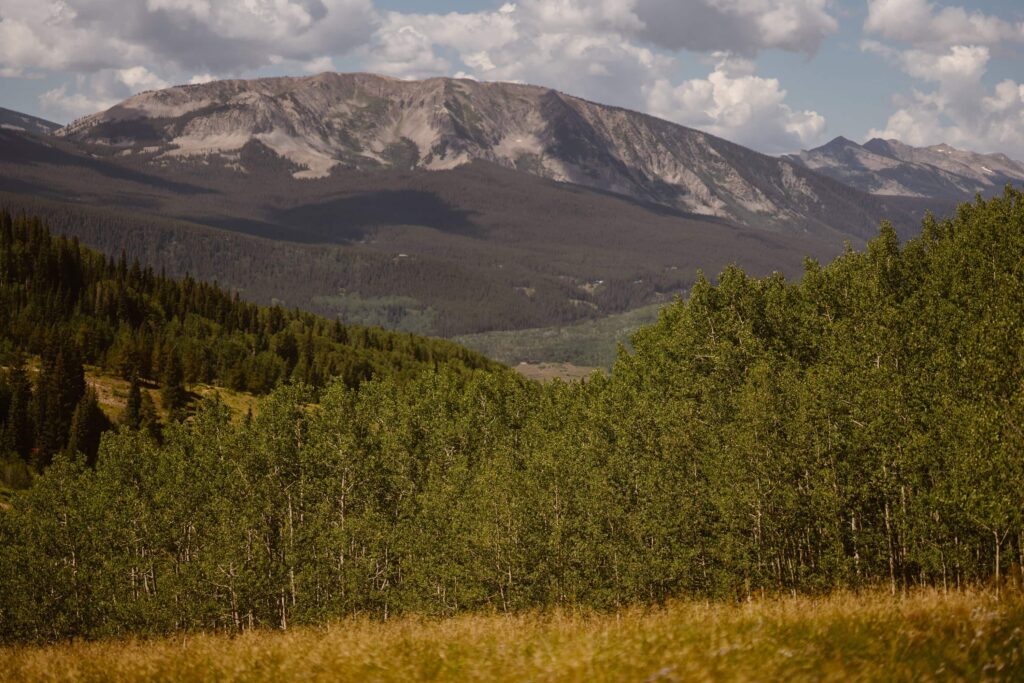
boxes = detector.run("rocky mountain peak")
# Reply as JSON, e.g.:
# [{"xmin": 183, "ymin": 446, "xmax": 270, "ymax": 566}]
[
  {"xmin": 54, "ymin": 71, "xmax": 880, "ymax": 235},
  {"xmin": 791, "ymin": 135, "xmax": 1024, "ymax": 199}
]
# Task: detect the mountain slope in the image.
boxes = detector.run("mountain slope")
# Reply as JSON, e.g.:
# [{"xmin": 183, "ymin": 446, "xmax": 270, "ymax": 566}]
[
  {"xmin": 0, "ymin": 107, "xmax": 60, "ymax": 136},
  {"xmin": 58, "ymin": 72, "xmax": 900, "ymax": 240},
  {"xmin": 0, "ymin": 73, "xmax": 947, "ymax": 337},
  {"xmin": 789, "ymin": 136, "xmax": 1024, "ymax": 198},
  {"xmin": 0, "ymin": 128, "xmax": 848, "ymax": 336}
]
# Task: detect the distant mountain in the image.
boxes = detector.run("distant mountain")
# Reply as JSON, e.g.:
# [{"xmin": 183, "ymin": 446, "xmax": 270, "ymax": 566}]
[
  {"xmin": 0, "ymin": 73, "xmax": 945, "ymax": 337},
  {"xmin": 0, "ymin": 129, "xmax": 848, "ymax": 337},
  {"xmin": 788, "ymin": 136, "xmax": 1024, "ymax": 199},
  {"xmin": 0, "ymin": 107, "xmax": 60, "ymax": 136},
  {"xmin": 57, "ymin": 72, "xmax": 902, "ymax": 240}
]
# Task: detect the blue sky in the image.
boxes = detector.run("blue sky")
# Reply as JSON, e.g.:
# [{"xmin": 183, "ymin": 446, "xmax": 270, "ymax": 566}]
[{"xmin": 1, "ymin": 0, "xmax": 1022, "ymax": 156}]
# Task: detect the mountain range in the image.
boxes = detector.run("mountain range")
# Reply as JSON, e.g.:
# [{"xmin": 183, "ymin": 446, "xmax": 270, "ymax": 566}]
[
  {"xmin": 57, "ymin": 72, "xmax": 898, "ymax": 240},
  {"xmin": 788, "ymin": 136, "xmax": 1024, "ymax": 199},
  {"xmin": 0, "ymin": 72, "xmax": 1019, "ymax": 339},
  {"xmin": 0, "ymin": 107, "xmax": 60, "ymax": 137}
]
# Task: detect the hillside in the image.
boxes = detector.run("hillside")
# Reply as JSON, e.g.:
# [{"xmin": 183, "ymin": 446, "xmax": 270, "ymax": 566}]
[
  {"xmin": 0, "ymin": 132, "xmax": 860, "ymax": 336},
  {"xmin": 789, "ymin": 136, "xmax": 1024, "ymax": 198},
  {"xmin": 456, "ymin": 302, "xmax": 664, "ymax": 369},
  {"xmin": 0, "ymin": 73, "xmax": 950, "ymax": 337},
  {"xmin": 0, "ymin": 209, "xmax": 499, "ymax": 476},
  {"xmin": 0, "ymin": 108, "xmax": 59, "ymax": 137},
  {"xmin": 58, "ymin": 72, "xmax": 903, "ymax": 238},
  {"xmin": 3, "ymin": 190, "xmax": 1024, "ymax": 643}
]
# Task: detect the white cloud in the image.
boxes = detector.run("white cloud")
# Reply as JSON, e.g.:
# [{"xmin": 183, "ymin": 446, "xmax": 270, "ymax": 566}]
[
  {"xmin": 363, "ymin": 23, "xmax": 451, "ymax": 79},
  {"xmin": 864, "ymin": 1, "xmax": 1024, "ymax": 158},
  {"xmin": 865, "ymin": 0, "xmax": 1024, "ymax": 48},
  {"xmin": 869, "ymin": 66, "xmax": 1024, "ymax": 158},
  {"xmin": 359, "ymin": 1, "xmax": 827, "ymax": 146},
  {"xmin": 39, "ymin": 84, "xmax": 119, "ymax": 121},
  {"xmin": 633, "ymin": 0, "xmax": 837, "ymax": 55},
  {"xmin": 0, "ymin": 0, "xmax": 375, "ymax": 75},
  {"xmin": 4, "ymin": 0, "xmax": 834, "ymax": 153},
  {"xmin": 646, "ymin": 55, "xmax": 826, "ymax": 153},
  {"xmin": 117, "ymin": 66, "xmax": 170, "ymax": 92},
  {"xmin": 39, "ymin": 66, "xmax": 170, "ymax": 120},
  {"xmin": 302, "ymin": 56, "xmax": 336, "ymax": 74}
]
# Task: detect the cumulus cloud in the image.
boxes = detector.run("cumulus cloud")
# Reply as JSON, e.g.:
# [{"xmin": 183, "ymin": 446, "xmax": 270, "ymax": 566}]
[
  {"xmin": 364, "ymin": 4, "xmax": 663, "ymax": 110},
  {"xmin": 867, "ymin": 45, "xmax": 1024, "ymax": 157},
  {"xmin": 363, "ymin": 22, "xmax": 452, "ymax": 79},
  {"xmin": 865, "ymin": 0, "xmax": 1024, "ymax": 48},
  {"xmin": 39, "ymin": 66, "xmax": 169, "ymax": 119},
  {"xmin": 2, "ymin": 0, "xmax": 832, "ymax": 152},
  {"xmin": 633, "ymin": 0, "xmax": 837, "ymax": 55},
  {"xmin": 0, "ymin": 0, "xmax": 375, "ymax": 75},
  {"xmin": 864, "ymin": 0, "xmax": 1024, "ymax": 158},
  {"xmin": 646, "ymin": 55, "xmax": 826, "ymax": 153},
  {"xmin": 362, "ymin": 1, "xmax": 826, "ymax": 145}
]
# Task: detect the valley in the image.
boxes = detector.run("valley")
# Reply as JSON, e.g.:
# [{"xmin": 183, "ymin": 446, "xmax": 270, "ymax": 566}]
[
  {"xmin": 0, "ymin": 73, "xmax": 958, "ymax": 343},
  {"xmin": 3, "ymin": 60, "xmax": 1024, "ymax": 680}
]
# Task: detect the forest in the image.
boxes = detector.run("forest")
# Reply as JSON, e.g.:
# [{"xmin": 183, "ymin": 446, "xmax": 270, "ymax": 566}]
[
  {"xmin": 1, "ymin": 188, "xmax": 1023, "ymax": 643},
  {"xmin": 0, "ymin": 209, "xmax": 497, "ymax": 470}
]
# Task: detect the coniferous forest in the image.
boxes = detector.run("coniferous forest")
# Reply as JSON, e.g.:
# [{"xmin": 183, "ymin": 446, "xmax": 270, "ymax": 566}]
[
  {"xmin": 0, "ymin": 209, "xmax": 497, "ymax": 470},
  {"xmin": 2, "ymin": 189, "xmax": 1024, "ymax": 643}
]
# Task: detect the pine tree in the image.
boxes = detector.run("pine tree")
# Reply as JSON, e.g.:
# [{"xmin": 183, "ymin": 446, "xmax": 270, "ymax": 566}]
[
  {"xmin": 122, "ymin": 378, "xmax": 143, "ymax": 431},
  {"xmin": 138, "ymin": 391, "xmax": 162, "ymax": 443},
  {"xmin": 34, "ymin": 335, "xmax": 86, "ymax": 467},
  {"xmin": 66, "ymin": 388, "xmax": 112, "ymax": 466},
  {"xmin": 160, "ymin": 349, "xmax": 188, "ymax": 422},
  {"xmin": 2, "ymin": 363, "xmax": 34, "ymax": 461}
]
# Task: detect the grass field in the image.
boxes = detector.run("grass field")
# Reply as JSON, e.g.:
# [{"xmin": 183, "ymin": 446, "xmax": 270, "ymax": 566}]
[
  {"xmin": 455, "ymin": 303, "xmax": 665, "ymax": 371},
  {"xmin": 2, "ymin": 589, "xmax": 1021, "ymax": 682},
  {"xmin": 81, "ymin": 366, "xmax": 258, "ymax": 424},
  {"xmin": 512, "ymin": 362, "xmax": 602, "ymax": 382}
]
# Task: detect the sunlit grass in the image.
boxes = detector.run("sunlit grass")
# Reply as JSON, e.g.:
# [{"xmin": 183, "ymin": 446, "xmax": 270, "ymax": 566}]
[{"xmin": 3, "ymin": 588, "xmax": 1022, "ymax": 682}]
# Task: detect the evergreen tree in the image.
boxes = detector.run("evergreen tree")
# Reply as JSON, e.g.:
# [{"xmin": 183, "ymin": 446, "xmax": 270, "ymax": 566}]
[
  {"xmin": 160, "ymin": 350, "xmax": 188, "ymax": 422},
  {"xmin": 138, "ymin": 391, "xmax": 162, "ymax": 443},
  {"xmin": 122, "ymin": 378, "xmax": 142, "ymax": 431},
  {"xmin": 1, "ymin": 363, "xmax": 34, "ymax": 461},
  {"xmin": 66, "ymin": 388, "xmax": 112, "ymax": 466},
  {"xmin": 33, "ymin": 335, "xmax": 85, "ymax": 467}
]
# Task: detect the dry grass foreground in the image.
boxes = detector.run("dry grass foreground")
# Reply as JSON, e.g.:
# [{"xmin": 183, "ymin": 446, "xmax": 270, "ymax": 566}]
[{"xmin": 2, "ymin": 589, "xmax": 1022, "ymax": 682}]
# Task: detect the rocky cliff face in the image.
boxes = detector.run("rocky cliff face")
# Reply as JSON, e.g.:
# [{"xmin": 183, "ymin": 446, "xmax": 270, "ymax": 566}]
[
  {"xmin": 789, "ymin": 136, "xmax": 1024, "ymax": 198},
  {"xmin": 57, "ymin": 72, "xmax": 886, "ymax": 236}
]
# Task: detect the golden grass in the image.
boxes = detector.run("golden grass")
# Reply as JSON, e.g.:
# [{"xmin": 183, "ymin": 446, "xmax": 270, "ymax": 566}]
[
  {"xmin": 81, "ymin": 366, "xmax": 258, "ymax": 424},
  {"xmin": 2, "ymin": 589, "xmax": 1022, "ymax": 682}
]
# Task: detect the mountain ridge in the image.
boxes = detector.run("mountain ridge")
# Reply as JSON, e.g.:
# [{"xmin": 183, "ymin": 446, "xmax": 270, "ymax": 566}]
[
  {"xmin": 0, "ymin": 107, "xmax": 60, "ymax": 137},
  {"xmin": 788, "ymin": 135, "xmax": 1024, "ymax": 198},
  {"xmin": 55, "ymin": 71, "xmax": 899, "ymax": 240},
  {"xmin": 0, "ymin": 74, "xmax": 968, "ymax": 337}
]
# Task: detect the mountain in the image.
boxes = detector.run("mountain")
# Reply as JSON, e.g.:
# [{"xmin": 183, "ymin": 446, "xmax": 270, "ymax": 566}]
[
  {"xmin": 0, "ymin": 107, "xmax": 60, "ymax": 136},
  {"xmin": 57, "ymin": 72, "xmax": 905, "ymax": 240},
  {"xmin": 0, "ymin": 130, "xmax": 845, "ymax": 337},
  {"xmin": 0, "ymin": 74, "xmax": 938, "ymax": 337},
  {"xmin": 788, "ymin": 136, "xmax": 1024, "ymax": 198}
]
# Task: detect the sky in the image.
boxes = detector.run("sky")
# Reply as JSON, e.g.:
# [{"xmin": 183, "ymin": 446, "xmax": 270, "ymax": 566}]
[{"xmin": 0, "ymin": 0, "xmax": 1022, "ymax": 157}]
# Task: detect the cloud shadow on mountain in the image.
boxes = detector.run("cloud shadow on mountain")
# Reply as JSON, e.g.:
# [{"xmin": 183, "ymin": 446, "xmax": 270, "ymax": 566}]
[{"xmin": 270, "ymin": 190, "xmax": 483, "ymax": 242}]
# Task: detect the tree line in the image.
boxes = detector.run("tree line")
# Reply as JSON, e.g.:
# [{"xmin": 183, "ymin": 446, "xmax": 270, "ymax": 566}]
[
  {"xmin": 0, "ymin": 209, "xmax": 498, "ymax": 473},
  {"xmin": 2, "ymin": 189, "xmax": 1024, "ymax": 642},
  {"xmin": 1, "ymin": 194, "xmax": 692, "ymax": 337}
]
